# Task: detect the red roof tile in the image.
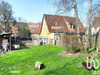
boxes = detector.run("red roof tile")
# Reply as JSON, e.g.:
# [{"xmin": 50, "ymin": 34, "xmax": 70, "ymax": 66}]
[
  {"xmin": 92, "ymin": 17, "xmax": 100, "ymax": 27},
  {"xmin": 28, "ymin": 23, "xmax": 41, "ymax": 34},
  {"xmin": 43, "ymin": 14, "xmax": 85, "ymax": 33}
]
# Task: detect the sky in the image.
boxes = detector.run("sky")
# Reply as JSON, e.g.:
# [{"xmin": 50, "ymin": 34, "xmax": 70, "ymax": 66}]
[
  {"xmin": 4, "ymin": 0, "xmax": 56, "ymax": 23},
  {"xmin": 1, "ymin": 0, "xmax": 99, "ymax": 27}
]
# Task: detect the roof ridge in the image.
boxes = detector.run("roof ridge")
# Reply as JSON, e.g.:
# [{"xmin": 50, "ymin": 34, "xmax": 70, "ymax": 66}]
[{"xmin": 44, "ymin": 14, "xmax": 75, "ymax": 18}]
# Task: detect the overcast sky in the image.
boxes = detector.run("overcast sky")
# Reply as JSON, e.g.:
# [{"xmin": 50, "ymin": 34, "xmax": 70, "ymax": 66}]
[{"xmin": 1, "ymin": 0, "xmax": 99, "ymax": 27}]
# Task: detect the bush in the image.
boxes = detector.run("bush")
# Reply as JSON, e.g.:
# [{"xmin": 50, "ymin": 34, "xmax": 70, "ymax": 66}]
[
  {"xmin": 75, "ymin": 47, "xmax": 80, "ymax": 52},
  {"xmin": 72, "ymin": 45, "xmax": 80, "ymax": 53},
  {"xmin": 65, "ymin": 44, "xmax": 81, "ymax": 53},
  {"xmin": 65, "ymin": 46, "xmax": 71, "ymax": 52}
]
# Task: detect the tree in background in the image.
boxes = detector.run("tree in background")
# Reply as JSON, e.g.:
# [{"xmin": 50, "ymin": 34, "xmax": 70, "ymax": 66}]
[
  {"xmin": 18, "ymin": 26, "xmax": 30, "ymax": 39},
  {"xmin": 54, "ymin": 0, "xmax": 100, "ymax": 52},
  {"xmin": 87, "ymin": 0, "xmax": 100, "ymax": 47},
  {"xmin": 0, "ymin": 1, "xmax": 16, "ymax": 32},
  {"xmin": 53, "ymin": 0, "xmax": 83, "ymax": 53},
  {"xmin": 54, "ymin": 0, "xmax": 80, "ymax": 42},
  {"xmin": 0, "ymin": 25, "xmax": 3, "ymax": 33}
]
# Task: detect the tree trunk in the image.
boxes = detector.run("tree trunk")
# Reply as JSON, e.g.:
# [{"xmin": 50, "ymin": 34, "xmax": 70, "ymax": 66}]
[
  {"xmin": 5, "ymin": 23, "xmax": 9, "ymax": 32},
  {"xmin": 73, "ymin": 0, "xmax": 80, "ymax": 42},
  {"xmin": 87, "ymin": 0, "xmax": 92, "ymax": 47},
  {"xmin": 35, "ymin": 61, "xmax": 44, "ymax": 70}
]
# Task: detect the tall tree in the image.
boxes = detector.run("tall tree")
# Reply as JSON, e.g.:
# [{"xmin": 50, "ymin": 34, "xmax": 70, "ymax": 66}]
[
  {"xmin": 54, "ymin": 0, "xmax": 81, "ymax": 42},
  {"xmin": 0, "ymin": 1, "xmax": 16, "ymax": 32},
  {"xmin": 73, "ymin": 0, "xmax": 80, "ymax": 42},
  {"xmin": 53, "ymin": 0, "xmax": 85, "ymax": 53},
  {"xmin": 87, "ymin": 0, "xmax": 92, "ymax": 47},
  {"xmin": 87, "ymin": 0, "xmax": 100, "ymax": 47}
]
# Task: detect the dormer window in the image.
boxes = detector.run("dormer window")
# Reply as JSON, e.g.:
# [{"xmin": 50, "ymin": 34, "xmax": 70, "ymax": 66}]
[{"xmin": 69, "ymin": 23, "xmax": 73, "ymax": 30}]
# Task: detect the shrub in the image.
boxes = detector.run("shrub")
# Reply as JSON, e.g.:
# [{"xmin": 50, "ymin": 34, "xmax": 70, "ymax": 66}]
[{"xmin": 65, "ymin": 46, "xmax": 71, "ymax": 52}]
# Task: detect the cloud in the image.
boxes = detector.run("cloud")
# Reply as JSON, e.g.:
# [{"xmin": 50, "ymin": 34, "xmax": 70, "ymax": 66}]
[{"xmin": 83, "ymin": 2, "xmax": 89, "ymax": 8}]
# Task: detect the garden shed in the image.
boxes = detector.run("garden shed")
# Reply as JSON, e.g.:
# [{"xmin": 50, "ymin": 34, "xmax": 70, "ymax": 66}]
[{"xmin": 0, "ymin": 32, "xmax": 11, "ymax": 51}]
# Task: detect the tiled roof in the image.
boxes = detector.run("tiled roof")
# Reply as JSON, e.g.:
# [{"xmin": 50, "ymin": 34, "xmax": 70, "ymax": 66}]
[
  {"xmin": 1, "ymin": 22, "xmax": 41, "ymax": 34},
  {"xmin": 0, "ymin": 22, "xmax": 28, "ymax": 34},
  {"xmin": 92, "ymin": 17, "xmax": 100, "ymax": 27},
  {"xmin": 28, "ymin": 23, "xmax": 41, "ymax": 34},
  {"xmin": 11, "ymin": 23, "xmax": 28, "ymax": 34},
  {"xmin": 14, "ymin": 22, "xmax": 28, "ymax": 29},
  {"xmin": 43, "ymin": 14, "xmax": 85, "ymax": 33}
]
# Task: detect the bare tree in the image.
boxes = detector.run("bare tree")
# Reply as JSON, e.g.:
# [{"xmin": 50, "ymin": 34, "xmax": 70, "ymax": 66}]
[
  {"xmin": 85, "ymin": 0, "xmax": 92, "ymax": 48},
  {"xmin": 0, "ymin": 1, "xmax": 16, "ymax": 32},
  {"xmin": 16, "ymin": 17, "xmax": 27, "ymax": 23},
  {"xmin": 92, "ymin": 1, "xmax": 100, "ymax": 18},
  {"xmin": 0, "ymin": 25, "xmax": 3, "ymax": 33},
  {"xmin": 73, "ymin": 0, "xmax": 80, "ymax": 42},
  {"xmin": 87, "ymin": 0, "xmax": 100, "ymax": 47},
  {"xmin": 54, "ymin": 0, "xmax": 82, "ymax": 42}
]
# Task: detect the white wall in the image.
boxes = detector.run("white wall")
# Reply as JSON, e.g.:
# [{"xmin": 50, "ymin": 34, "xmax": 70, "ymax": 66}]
[{"xmin": 92, "ymin": 27, "xmax": 100, "ymax": 35}]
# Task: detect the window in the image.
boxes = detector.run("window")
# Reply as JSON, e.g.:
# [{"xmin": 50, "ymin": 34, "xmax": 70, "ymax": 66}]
[
  {"xmin": 15, "ymin": 30, "xmax": 18, "ymax": 33},
  {"xmin": 54, "ymin": 21, "xmax": 57, "ymax": 25},
  {"xmin": 69, "ymin": 23, "xmax": 73, "ymax": 30},
  {"xmin": 32, "ymin": 28, "xmax": 34, "ymax": 30}
]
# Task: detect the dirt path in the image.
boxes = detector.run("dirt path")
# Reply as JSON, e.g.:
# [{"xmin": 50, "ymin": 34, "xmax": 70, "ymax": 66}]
[{"xmin": 58, "ymin": 51, "xmax": 97, "ymax": 57}]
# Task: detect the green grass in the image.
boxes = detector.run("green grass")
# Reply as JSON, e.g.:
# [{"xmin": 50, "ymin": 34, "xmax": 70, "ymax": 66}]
[{"xmin": 0, "ymin": 46, "xmax": 100, "ymax": 75}]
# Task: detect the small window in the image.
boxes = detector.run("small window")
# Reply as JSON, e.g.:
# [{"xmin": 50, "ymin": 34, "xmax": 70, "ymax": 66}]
[
  {"xmin": 69, "ymin": 23, "xmax": 73, "ymax": 30},
  {"xmin": 54, "ymin": 21, "xmax": 57, "ymax": 25},
  {"xmin": 32, "ymin": 28, "xmax": 34, "ymax": 30}
]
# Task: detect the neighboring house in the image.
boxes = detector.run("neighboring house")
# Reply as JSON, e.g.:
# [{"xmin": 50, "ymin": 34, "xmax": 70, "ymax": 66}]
[
  {"xmin": 28, "ymin": 23, "xmax": 41, "ymax": 45},
  {"xmin": 0, "ymin": 22, "xmax": 28, "ymax": 37},
  {"xmin": 0, "ymin": 22, "xmax": 42, "ymax": 46},
  {"xmin": 91, "ymin": 17, "xmax": 100, "ymax": 35},
  {"xmin": 10, "ymin": 23, "xmax": 28, "ymax": 37},
  {"xmin": 41, "ymin": 14, "xmax": 85, "ymax": 46}
]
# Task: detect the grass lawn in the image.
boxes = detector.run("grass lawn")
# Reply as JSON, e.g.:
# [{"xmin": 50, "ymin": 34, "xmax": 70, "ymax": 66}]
[{"xmin": 0, "ymin": 46, "xmax": 100, "ymax": 75}]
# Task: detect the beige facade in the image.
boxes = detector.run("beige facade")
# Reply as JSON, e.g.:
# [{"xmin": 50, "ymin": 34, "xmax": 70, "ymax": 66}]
[
  {"xmin": 41, "ymin": 18, "xmax": 55, "ymax": 45},
  {"xmin": 41, "ymin": 18, "xmax": 60, "ymax": 46},
  {"xmin": 41, "ymin": 14, "xmax": 85, "ymax": 46},
  {"xmin": 31, "ymin": 34, "xmax": 40, "ymax": 40}
]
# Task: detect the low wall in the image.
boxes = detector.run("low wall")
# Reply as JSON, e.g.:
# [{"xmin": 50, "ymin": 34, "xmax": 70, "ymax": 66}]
[{"xmin": 22, "ymin": 40, "xmax": 40, "ymax": 46}]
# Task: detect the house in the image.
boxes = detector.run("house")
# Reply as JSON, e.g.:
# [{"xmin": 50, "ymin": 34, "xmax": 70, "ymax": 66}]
[
  {"xmin": 11, "ymin": 23, "xmax": 28, "ymax": 37},
  {"xmin": 41, "ymin": 14, "xmax": 85, "ymax": 46},
  {"xmin": 0, "ymin": 22, "xmax": 28, "ymax": 37},
  {"xmin": 28, "ymin": 23, "xmax": 41, "ymax": 45},
  {"xmin": 91, "ymin": 17, "xmax": 100, "ymax": 49},
  {"xmin": 91, "ymin": 17, "xmax": 100, "ymax": 35}
]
